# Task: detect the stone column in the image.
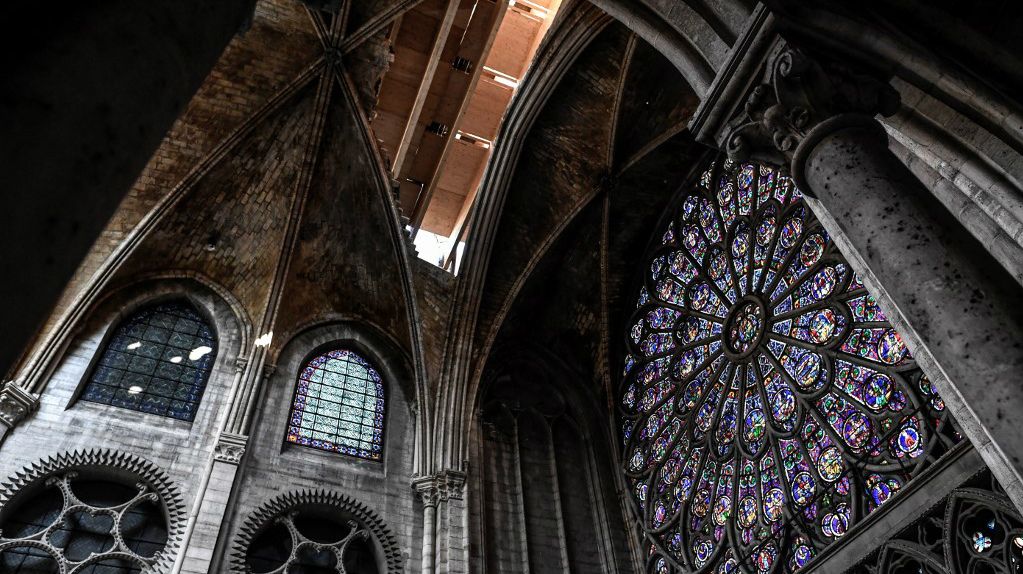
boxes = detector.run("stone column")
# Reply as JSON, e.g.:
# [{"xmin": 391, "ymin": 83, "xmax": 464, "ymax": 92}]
[
  {"xmin": 435, "ymin": 470, "xmax": 468, "ymax": 574},
  {"xmin": 175, "ymin": 355, "xmax": 250, "ymax": 574},
  {"xmin": 414, "ymin": 476, "xmax": 441, "ymax": 574},
  {"xmin": 726, "ymin": 46, "xmax": 1023, "ymax": 511},
  {"xmin": 176, "ymin": 432, "xmax": 248, "ymax": 574},
  {"xmin": 414, "ymin": 469, "xmax": 468, "ymax": 574},
  {"xmin": 0, "ymin": 0, "xmax": 256, "ymax": 377}
]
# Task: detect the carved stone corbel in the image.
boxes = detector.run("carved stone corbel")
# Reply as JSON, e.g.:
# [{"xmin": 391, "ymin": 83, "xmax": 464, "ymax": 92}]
[
  {"xmin": 724, "ymin": 44, "xmax": 900, "ymax": 194},
  {"xmin": 214, "ymin": 432, "xmax": 248, "ymax": 465},
  {"xmin": 0, "ymin": 381, "xmax": 39, "ymax": 432}
]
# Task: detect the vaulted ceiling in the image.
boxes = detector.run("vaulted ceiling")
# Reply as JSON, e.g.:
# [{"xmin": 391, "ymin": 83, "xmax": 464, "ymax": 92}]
[
  {"xmin": 476, "ymin": 19, "xmax": 707, "ymax": 408},
  {"xmin": 84, "ymin": 1, "xmax": 419, "ymax": 361},
  {"xmin": 42, "ymin": 0, "xmax": 750, "ymax": 409}
]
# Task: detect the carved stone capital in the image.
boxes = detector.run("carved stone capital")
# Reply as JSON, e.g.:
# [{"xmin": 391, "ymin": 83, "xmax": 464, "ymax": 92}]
[
  {"xmin": 412, "ymin": 469, "xmax": 467, "ymax": 507},
  {"xmin": 214, "ymin": 432, "xmax": 248, "ymax": 465},
  {"xmin": 0, "ymin": 382, "xmax": 39, "ymax": 429},
  {"xmin": 412, "ymin": 475, "xmax": 441, "ymax": 508},
  {"xmin": 725, "ymin": 44, "xmax": 900, "ymax": 191},
  {"xmin": 233, "ymin": 356, "xmax": 249, "ymax": 374},
  {"xmin": 262, "ymin": 363, "xmax": 278, "ymax": 380},
  {"xmin": 438, "ymin": 469, "xmax": 467, "ymax": 502}
]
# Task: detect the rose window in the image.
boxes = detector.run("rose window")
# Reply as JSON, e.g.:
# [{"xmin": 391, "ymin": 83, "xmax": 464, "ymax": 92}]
[{"xmin": 619, "ymin": 161, "xmax": 959, "ymax": 574}]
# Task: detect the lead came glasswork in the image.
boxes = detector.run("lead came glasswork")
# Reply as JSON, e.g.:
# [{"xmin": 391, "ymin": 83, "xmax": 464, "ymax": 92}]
[
  {"xmin": 81, "ymin": 300, "xmax": 217, "ymax": 421},
  {"xmin": 286, "ymin": 348, "xmax": 385, "ymax": 461},
  {"xmin": 621, "ymin": 161, "xmax": 958, "ymax": 574}
]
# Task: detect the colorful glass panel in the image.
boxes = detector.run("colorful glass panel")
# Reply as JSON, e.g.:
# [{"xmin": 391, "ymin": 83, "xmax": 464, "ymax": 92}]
[
  {"xmin": 286, "ymin": 348, "xmax": 385, "ymax": 461},
  {"xmin": 81, "ymin": 300, "xmax": 217, "ymax": 421},
  {"xmin": 620, "ymin": 161, "xmax": 959, "ymax": 574}
]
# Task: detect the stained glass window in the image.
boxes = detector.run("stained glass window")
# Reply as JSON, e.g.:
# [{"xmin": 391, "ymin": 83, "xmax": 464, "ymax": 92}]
[
  {"xmin": 81, "ymin": 300, "xmax": 217, "ymax": 421},
  {"xmin": 286, "ymin": 349, "xmax": 385, "ymax": 461},
  {"xmin": 619, "ymin": 161, "xmax": 959, "ymax": 574}
]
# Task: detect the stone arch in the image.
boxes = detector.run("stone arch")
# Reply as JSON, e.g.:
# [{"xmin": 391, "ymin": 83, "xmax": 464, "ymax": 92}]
[
  {"xmin": 0, "ymin": 273, "xmax": 250, "ymax": 507},
  {"xmin": 16, "ymin": 271, "xmax": 251, "ymax": 400},
  {"xmin": 271, "ymin": 318, "xmax": 416, "ymax": 412},
  {"xmin": 229, "ymin": 489, "xmax": 402, "ymax": 574},
  {"xmin": 432, "ymin": 1, "xmax": 616, "ymax": 473},
  {"xmin": 217, "ymin": 319, "xmax": 420, "ymax": 571},
  {"xmin": 470, "ymin": 345, "xmax": 635, "ymax": 573},
  {"xmin": 0, "ymin": 449, "xmax": 187, "ymax": 572},
  {"xmin": 63, "ymin": 274, "xmax": 248, "ymax": 417}
]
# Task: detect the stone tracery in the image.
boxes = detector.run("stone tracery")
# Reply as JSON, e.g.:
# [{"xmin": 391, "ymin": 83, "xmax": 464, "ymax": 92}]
[
  {"xmin": 232, "ymin": 490, "xmax": 401, "ymax": 574},
  {"xmin": 620, "ymin": 159, "xmax": 959, "ymax": 573},
  {"xmin": 0, "ymin": 450, "xmax": 183, "ymax": 574}
]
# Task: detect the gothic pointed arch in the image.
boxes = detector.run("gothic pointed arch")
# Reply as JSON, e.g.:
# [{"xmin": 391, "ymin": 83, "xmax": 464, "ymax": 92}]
[
  {"xmin": 79, "ymin": 298, "xmax": 218, "ymax": 422},
  {"xmin": 472, "ymin": 347, "xmax": 634, "ymax": 573}
]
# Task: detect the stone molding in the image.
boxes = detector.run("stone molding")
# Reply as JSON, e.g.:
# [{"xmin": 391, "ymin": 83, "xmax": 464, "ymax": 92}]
[
  {"xmin": 836, "ymin": 465, "xmax": 1017, "ymax": 573},
  {"xmin": 0, "ymin": 381, "xmax": 38, "ymax": 429},
  {"xmin": 214, "ymin": 432, "xmax": 248, "ymax": 465},
  {"xmin": 690, "ymin": 4, "xmax": 775, "ymax": 144},
  {"xmin": 0, "ymin": 449, "xmax": 186, "ymax": 571},
  {"xmin": 723, "ymin": 43, "xmax": 901, "ymax": 192},
  {"xmin": 230, "ymin": 489, "xmax": 402, "ymax": 573}
]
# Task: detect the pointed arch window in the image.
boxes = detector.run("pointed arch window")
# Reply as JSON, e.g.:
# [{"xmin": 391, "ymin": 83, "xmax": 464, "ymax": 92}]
[
  {"xmin": 286, "ymin": 349, "xmax": 385, "ymax": 461},
  {"xmin": 81, "ymin": 300, "xmax": 217, "ymax": 421}
]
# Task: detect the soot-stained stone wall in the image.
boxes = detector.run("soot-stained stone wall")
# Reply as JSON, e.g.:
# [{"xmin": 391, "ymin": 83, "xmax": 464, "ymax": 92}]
[
  {"xmin": 0, "ymin": 277, "xmax": 246, "ymax": 554},
  {"xmin": 29, "ymin": 0, "xmax": 320, "ymax": 364}
]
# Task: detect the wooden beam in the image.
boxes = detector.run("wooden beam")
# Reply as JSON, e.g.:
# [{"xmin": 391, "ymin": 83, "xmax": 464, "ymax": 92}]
[
  {"xmin": 409, "ymin": 0, "xmax": 508, "ymax": 232},
  {"xmin": 390, "ymin": 0, "xmax": 462, "ymax": 179}
]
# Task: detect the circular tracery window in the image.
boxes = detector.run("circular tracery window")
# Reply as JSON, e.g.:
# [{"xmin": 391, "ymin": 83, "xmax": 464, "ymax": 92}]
[
  {"xmin": 0, "ymin": 473, "xmax": 169, "ymax": 573},
  {"xmin": 619, "ymin": 160, "xmax": 958, "ymax": 574},
  {"xmin": 234, "ymin": 491, "xmax": 397, "ymax": 574},
  {"xmin": 245, "ymin": 508, "xmax": 377, "ymax": 574}
]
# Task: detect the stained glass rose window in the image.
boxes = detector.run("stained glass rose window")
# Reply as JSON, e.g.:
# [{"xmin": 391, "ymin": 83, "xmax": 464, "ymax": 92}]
[{"xmin": 619, "ymin": 161, "xmax": 958, "ymax": 573}]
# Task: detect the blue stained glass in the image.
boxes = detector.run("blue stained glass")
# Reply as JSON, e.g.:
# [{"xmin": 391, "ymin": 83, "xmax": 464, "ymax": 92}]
[
  {"xmin": 286, "ymin": 348, "xmax": 385, "ymax": 461},
  {"xmin": 81, "ymin": 300, "xmax": 216, "ymax": 422},
  {"xmin": 619, "ymin": 161, "xmax": 957, "ymax": 573}
]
